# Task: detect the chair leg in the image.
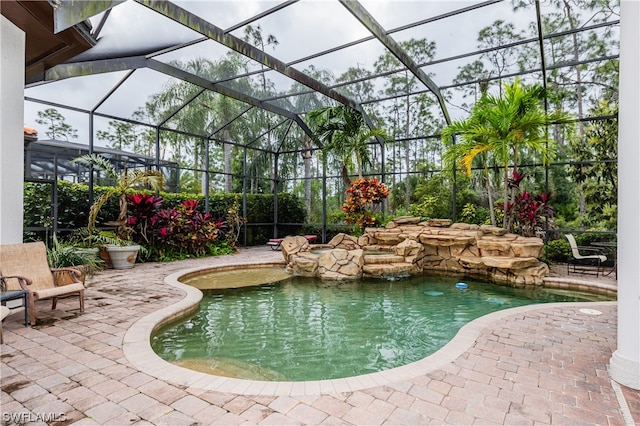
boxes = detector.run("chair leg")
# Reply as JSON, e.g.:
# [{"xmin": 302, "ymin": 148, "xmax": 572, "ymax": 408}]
[
  {"xmin": 52, "ymin": 297, "xmax": 57, "ymax": 310},
  {"xmin": 28, "ymin": 297, "xmax": 36, "ymax": 326},
  {"xmin": 79, "ymin": 290, "xmax": 85, "ymax": 313}
]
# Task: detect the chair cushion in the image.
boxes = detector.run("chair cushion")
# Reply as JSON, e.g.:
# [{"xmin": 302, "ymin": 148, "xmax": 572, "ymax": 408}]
[
  {"xmin": 33, "ymin": 283, "xmax": 84, "ymax": 300},
  {"xmin": 1, "ymin": 305, "xmax": 11, "ymax": 321}
]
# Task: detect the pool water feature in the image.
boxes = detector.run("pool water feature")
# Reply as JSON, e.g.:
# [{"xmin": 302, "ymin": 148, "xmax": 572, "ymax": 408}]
[{"xmin": 152, "ymin": 269, "xmax": 612, "ymax": 382}]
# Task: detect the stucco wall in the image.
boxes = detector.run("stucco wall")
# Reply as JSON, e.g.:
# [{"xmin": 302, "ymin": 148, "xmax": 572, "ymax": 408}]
[{"xmin": 0, "ymin": 16, "xmax": 25, "ymax": 244}]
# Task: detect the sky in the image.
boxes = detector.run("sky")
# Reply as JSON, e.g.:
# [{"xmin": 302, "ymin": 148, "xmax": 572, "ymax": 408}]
[{"xmin": 23, "ymin": 0, "xmax": 566, "ymax": 144}]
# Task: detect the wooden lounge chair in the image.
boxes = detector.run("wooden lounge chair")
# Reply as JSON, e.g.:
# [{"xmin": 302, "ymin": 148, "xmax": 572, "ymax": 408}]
[
  {"xmin": 565, "ymin": 234, "xmax": 607, "ymax": 277},
  {"xmin": 0, "ymin": 241, "xmax": 85, "ymax": 325}
]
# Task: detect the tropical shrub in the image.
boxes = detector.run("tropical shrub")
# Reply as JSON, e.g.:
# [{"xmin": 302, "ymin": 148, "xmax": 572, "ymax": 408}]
[
  {"xmin": 541, "ymin": 239, "xmax": 571, "ymax": 264},
  {"xmin": 341, "ymin": 178, "xmax": 389, "ymax": 232},
  {"xmin": 409, "ymin": 172, "xmax": 478, "ymax": 221},
  {"xmin": 408, "ymin": 196, "xmax": 438, "ymax": 220},
  {"xmin": 495, "ymin": 170, "xmax": 556, "ymax": 237},
  {"xmin": 459, "ymin": 203, "xmax": 479, "ymax": 224},
  {"xmin": 47, "ymin": 235, "xmax": 103, "ymax": 275},
  {"xmin": 156, "ymin": 199, "xmax": 221, "ymax": 256},
  {"xmin": 125, "ymin": 194, "xmax": 231, "ymax": 260},
  {"xmin": 511, "ymin": 191, "xmax": 555, "ymax": 237},
  {"xmin": 127, "ymin": 193, "xmax": 163, "ymax": 245},
  {"xmin": 225, "ymin": 196, "xmax": 245, "ymax": 248}
]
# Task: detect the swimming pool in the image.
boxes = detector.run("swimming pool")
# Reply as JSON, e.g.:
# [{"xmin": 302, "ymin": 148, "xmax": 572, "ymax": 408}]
[{"xmin": 151, "ymin": 267, "xmax": 612, "ymax": 381}]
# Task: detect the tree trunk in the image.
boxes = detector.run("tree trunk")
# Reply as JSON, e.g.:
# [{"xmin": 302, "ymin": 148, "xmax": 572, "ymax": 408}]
[
  {"xmin": 485, "ymin": 164, "xmax": 496, "ymax": 226},
  {"xmin": 503, "ymin": 168, "xmax": 509, "ymax": 229},
  {"xmin": 223, "ymin": 129, "xmax": 232, "ymax": 193},
  {"xmin": 270, "ymin": 153, "xmax": 275, "ymax": 193},
  {"xmin": 405, "ymin": 93, "xmax": 411, "ymax": 212},
  {"xmin": 302, "ymin": 136, "xmax": 313, "ymax": 220}
]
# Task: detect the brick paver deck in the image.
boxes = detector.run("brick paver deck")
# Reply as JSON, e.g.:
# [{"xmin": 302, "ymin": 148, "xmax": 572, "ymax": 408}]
[{"xmin": 1, "ymin": 247, "xmax": 637, "ymax": 425}]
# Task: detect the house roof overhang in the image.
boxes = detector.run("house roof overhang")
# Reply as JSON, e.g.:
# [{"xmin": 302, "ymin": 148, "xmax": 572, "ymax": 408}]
[{"xmin": 1, "ymin": 0, "xmax": 96, "ymax": 82}]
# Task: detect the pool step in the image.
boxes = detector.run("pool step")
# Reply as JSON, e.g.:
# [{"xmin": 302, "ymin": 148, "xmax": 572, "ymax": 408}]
[
  {"xmin": 364, "ymin": 254, "xmax": 405, "ymax": 265},
  {"xmin": 363, "ymin": 262, "xmax": 414, "ymax": 277},
  {"xmin": 171, "ymin": 357, "xmax": 289, "ymax": 381},
  {"xmin": 364, "ymin": 245, "xmax": 395, "ymax": 253}
]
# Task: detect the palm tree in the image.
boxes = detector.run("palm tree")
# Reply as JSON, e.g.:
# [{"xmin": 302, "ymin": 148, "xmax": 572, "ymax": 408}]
[
  {"xmin": 72, "ymin": 154, "xmax": 165, "ymax": 240},
  {"xmin": 306, "ymin": 105, "xmax": 388, "ymax": 186},
  {"xmin": 442, "ymin": 78, "xmax": 571, "ymax": 229},
  {"xmin": 442, "ymin": 128, "xmax": 497, "ymax": 225}
]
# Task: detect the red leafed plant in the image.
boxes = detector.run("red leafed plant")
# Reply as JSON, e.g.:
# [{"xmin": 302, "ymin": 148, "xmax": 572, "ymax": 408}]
[
  {"xmin": 156, "ymin": 199, "xmax": 219, "ymax": 255},
  {"xmin": 341, "ymin": 178, "xmax": 389, "ymax": 231},
  {"xmin": 496, "ymin": 170, "xmax": 556, "ymax": 237},
  {"xmin": 127, "ymin": 193, "xmax": 163, "ymax": 245},
  {"xmin": 512, "ymin": 191, "xmax": 555, "ymax": 237}
]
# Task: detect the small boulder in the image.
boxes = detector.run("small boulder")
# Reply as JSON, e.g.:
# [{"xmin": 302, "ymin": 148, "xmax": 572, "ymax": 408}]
[
  {"xmin": 281, "ymin": 236, "xmax": 310, "ymax": 262},
  {"xmin": 426, "ymin": 219, "xmax": 452, "ymax": 227},
  {"xmin": 479, "ymin": 224, "xmax": 508, "ymax": 236},
  {"xmin": 317, "ymin": 249, "xmax": 364, "ymax": 279},
  {"xmin": 393, "ymin": 216, "xmax": 422, "ymax": 225},
  {"xmin": 358, "ymin": 234, "xmax": 377, "ymax": 247},
  {"xmin": 328, "ymin": 233, "xmax": 361, "ymax": 250},
  {"xmin": 290, "ymin": 255, "xmax": 319, "ymax": 277}
]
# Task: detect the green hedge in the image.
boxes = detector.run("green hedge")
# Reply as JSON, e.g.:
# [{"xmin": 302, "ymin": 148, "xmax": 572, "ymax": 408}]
[{"xmin": 24, "ymin": 181, "xmax": 305, "ymax": 245}]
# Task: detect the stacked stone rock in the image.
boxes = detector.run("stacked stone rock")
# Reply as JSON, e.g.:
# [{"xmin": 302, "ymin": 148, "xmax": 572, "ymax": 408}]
[{"xmin": 282, "ymin": 216, "xmax": 549, "ymax": 287}]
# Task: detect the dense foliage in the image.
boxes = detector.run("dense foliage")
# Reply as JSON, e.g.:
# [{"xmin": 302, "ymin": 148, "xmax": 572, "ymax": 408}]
[
  {"xmin": 23, "ymin": 181, "xmax": 305, "ymax": 249},
  {"xmin": 128, "ymin": 196, "xmax": 224, "ymax": 260}
]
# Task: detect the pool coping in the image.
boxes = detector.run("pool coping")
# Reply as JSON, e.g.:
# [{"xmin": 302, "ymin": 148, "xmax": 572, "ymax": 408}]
[{"xmin": 122, "ymin": 264, "xmax": 617, "ymax": 396}]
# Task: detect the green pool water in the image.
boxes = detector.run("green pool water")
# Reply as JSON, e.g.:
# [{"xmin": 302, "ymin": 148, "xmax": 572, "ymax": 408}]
[{"xmin": 152, "ymin": 269, "xmax": 612, "ymax": 381}]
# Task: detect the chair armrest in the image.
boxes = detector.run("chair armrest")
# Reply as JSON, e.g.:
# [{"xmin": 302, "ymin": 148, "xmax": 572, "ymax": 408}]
[
  {"xmin": 51, "ymin": 268, "xmax": 82, "ymax": 286},
  {"xmin": 0, "ymin": 275, "xmax": 32, "ymax": 290}
]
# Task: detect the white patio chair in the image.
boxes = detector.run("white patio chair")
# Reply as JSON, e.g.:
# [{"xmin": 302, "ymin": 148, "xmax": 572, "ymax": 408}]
[{"xmin": 565, "ymin": 234, "xmax": 607, "ymax": 277}]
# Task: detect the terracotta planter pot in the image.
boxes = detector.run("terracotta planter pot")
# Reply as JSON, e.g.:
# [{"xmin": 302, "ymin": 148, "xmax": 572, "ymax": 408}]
[{"xmin": 54, "ymin": 268, "xmax": 84, "ymax": 286}]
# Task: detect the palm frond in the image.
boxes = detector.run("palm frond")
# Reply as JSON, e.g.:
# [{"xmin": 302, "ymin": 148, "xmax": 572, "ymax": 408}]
[{"xmin": 72, "ymin": 154, "xmax": 119, "ymax": 181}]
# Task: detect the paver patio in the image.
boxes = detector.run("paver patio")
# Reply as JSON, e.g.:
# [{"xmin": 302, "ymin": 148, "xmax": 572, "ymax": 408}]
[{"xmin": 1, "ymin": 246, "xmax": 638, "ymax": 425}]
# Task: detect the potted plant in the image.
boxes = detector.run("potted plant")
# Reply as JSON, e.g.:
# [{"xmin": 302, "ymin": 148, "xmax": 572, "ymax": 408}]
[
  {"xmin": 47, "ymin": 235, "xmax": 104, "ymax": 285},
  {"xmin": 72, "ymin": 154, "xmax": 164, "ymax": 269},
  {"xmin": 68, "ymin": 227, "xmax": 130, "ymax": 269}
]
